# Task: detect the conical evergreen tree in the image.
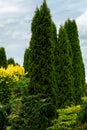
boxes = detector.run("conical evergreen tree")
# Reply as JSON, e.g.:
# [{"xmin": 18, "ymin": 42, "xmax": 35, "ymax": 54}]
[
  {"xmin": 51, "ymin": 21, "xmax": 57, "ymax": 44},
  {"xmin": 7, "ymin": 57, "xmax": 15, "ymax": 66},
  {"xmin": 0, "ymin": 47, "xmax": 7, "ymax": 68},
  {"xmin": 64, "ymin": 19, "xmax": 85, "ymax": 104},
  {"xmin": 56, "ymin": 25, "xmax": 74, "ymax": 108},
  {"xmin": 23, "ymin": 48, "xmax": 30, "ymax": 73},
  {"xmin": 28, "ymin": 0, "xmax": 56, "ymax": 101},
  {"xmin": 51, "ymin": 21, "xmax": 60, "ymax": 106}
]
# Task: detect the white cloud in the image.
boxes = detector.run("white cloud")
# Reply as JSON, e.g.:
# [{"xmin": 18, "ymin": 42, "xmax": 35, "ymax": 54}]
[
  {"xmin": 0, "ymin": 0, "xmax": 19, "ymax": 13},
  {"xmin": 76, "ymin": 11, "xmax": 87, "ymax": 81},
  {"xmin": 76, "ymin": 11, "xmax": 87, "ymax": 36},
  {"xmin": 76, "ymin": 11, "xmax": 87, "ymax": 23},
  {"xmin": 0, "ymin": 6, "xmax": 19, "ymax": 13},
  {"xmin": 76, "ymin": 11, "xmax": 87, "ymax": 48}
]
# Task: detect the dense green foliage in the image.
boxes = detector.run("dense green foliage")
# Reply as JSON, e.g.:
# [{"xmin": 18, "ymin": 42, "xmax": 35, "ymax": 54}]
[
  {"xmin": 28, "ymin": 0, "xmax": 56, "ymax": 102},
  {"xmin": 51, "ymin": 21, "xmax": 57, "ymax": 44},
  {"xmin": 0, "ymin": 47, "xmax": 7, "ymax": 68},
  {"xmin": 84, "ymin": 83, "xmax": 87, "ymax": 96},
  {"xmin": 64, "ymin": 19, "xmax": 85, "ymax": 104},
  {"xmin": 0, "ymin": 77, "xmax": 12, "ymax": 104},
  {"xmin": 77, "ymin": 101, "xmax": 87, "ymax": 124},
  {"xmin": 0, "ymin": 65, "xmax": 25, "ymax": 104},
  {"xmin": 0, "ymin": 107, "xmax": 7, "ymax": 130},
  {"xmin": 47, "ymin": 105, "xmax": 80, "ymax": 130},
  {"xmin": 7, "ymin": 57, "xmax": 15, "ymax": 66},
  {"xmin": 8, "ymin": 95, "xmax": 57, "ymax": 130},
  {"xmin": 12, "ymin": 76, "xmax": 30, "ymax": 97},
  {"xmin": 23, "ymin": 48, "xmax": 30, "ymax": 74},
  {"xmin": 55, "ymin": 25, "xmax": 74, "ymax": 107}
]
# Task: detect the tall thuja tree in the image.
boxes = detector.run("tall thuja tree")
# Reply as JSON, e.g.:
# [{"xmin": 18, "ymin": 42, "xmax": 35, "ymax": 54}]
[
  {"xmin": 51, "ymin": 21, "xmax": 57, "ymax": 44},
  {"xmin": 64, "ymin": 19, "xmax": 85, "ymax": 104},
  {"xmin": 0, "ymin": 47, "xmax": 7, "ymax": 68},
  {"xmin": 51, "ymin": 21, "xmax": 59, "ymax": 105},
  {"xmin": 56, "ymin": 25, "xmax": 74, "ymax": 108},
  {"xmin": 29, "ymin": 0, "xmax": 56, "ymax": 100},
  {"xmin": 23, "ymin": 48, "xmax": 30, "ymax": 74}
]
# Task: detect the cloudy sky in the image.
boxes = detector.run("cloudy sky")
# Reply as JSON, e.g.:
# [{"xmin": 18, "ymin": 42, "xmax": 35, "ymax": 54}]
[{"xmin": 0, "ymin": 0, "xmax": 87, "ymax": 80}]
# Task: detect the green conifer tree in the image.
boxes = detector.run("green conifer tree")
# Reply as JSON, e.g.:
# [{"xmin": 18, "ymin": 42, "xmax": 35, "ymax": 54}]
[
  {"xmin": 51, "ymin": 21, "xmax": 59, "ymax": 106},
  {"xmin": 51, "ymin": 21, "xmax": 57, "ymax": 44},
  {"xmin": 64, "ymin": 19, "xmax": 85, "ymax": 104},
  {"xmin": 28, "ymin": 0, "xmax": 56, "ymax": 101},
  {"xmin": 7, "ymin": 57, "xmax": 15, "ymax": 66},
  {"xmin": 0, "ymin": 47, "xmax": 7, "ymax": 68},
  {"xmin": 23, "ymin": 48, "xmax": 30, "ymax": 73},
  {"xmin": 56, "ymin": 25, "xmax": 74, "ymax": 107}
]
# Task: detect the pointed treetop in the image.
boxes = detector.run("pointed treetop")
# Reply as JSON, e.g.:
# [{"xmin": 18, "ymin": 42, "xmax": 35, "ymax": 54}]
[
  {"xmin": 44, "ymin": 0, "xmax": 46, "ymax": 3},
  {"xmin": 40, "ymin": 0, "xmax": 49, "ymax": 11}
]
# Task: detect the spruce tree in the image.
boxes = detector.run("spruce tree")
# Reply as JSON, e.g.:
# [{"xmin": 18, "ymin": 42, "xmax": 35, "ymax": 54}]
[
  {"xmin": 56, "ymin": 25, "xmax": 74, "ymax": 107},
  {"xmin": 0, "ymin": 47, "xmax": 7, "ymax": 68},
  {"xmin": 28, "ymin": 0, "xmax": 56, "ymax": 101},
  {"xmin": 64, "ymin": 19, "xmax": 85, "ymax": 104}
]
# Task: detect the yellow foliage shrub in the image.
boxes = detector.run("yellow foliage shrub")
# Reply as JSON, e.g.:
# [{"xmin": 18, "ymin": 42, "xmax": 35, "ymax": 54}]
[
  {"xmin": 0, "ymin": 64, "xmax": 25, "ymax": 104},
  {"xmin": 0, "ymin": 64, "xmax": 25, "ymax": 82}
]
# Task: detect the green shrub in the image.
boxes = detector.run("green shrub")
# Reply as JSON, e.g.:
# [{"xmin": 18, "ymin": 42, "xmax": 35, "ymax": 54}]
[
  {"xmin": 12, "ymin": 77, "xmax": 30, "ymax": 97},
  {"xmin": 47, "ymin": 105, "xmax": 80, "ymax": 130},
  {"xmin": 0, "ymin": 65, "xmax": 25, "ymax": 104},
  {"xmin": 8, "ymin": 94, "xmax": 57, "ymax": 130},
  {"xmin": 84, "ymin": 123, "xmax": 87, "ymax": 130},
  {"xmin": 0, "ymin": 107, "xmax": 7, "ymax": 130},
  {"xmin": 77, "ymin": 101, "xmax": 87, "ymax": 124}
]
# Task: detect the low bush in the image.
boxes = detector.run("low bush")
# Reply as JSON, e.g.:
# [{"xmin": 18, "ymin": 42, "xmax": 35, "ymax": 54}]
[
  {"xmin": 47, "ymin": 105, "xmax": 80, "ymax": 130},
  {"xmin": 0, "ymin": 65, "xmax": 25, "ymax": 104},
  {"xmin": 8, "ymin": 94, "xmax": 57, "ymax": 130}
]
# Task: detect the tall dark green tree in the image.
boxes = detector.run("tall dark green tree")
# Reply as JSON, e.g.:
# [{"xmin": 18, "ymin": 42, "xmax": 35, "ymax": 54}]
[
  {"xmin": 28, "ymin": 0, "xmax": 56, "ymax": 101},
  {"xmin": 51, "ymin": 21, "xmax": 57, "ymax": 44},
  {"xmin": 56, "ymin": 25, "xmax": 74, "ymax": 107},
  {"xmin": 23, "ymin": 48, "xmax": 30, "ymax": 73},
  {"xmin": 51, "ymin": 21, "xmax": 59, "ymax": 106},
  {"xmin": 64, "ymin": 19, "xmax": 85, "ymax": 104},
  {"xmin": 7, "ymin": 57, "xmax": 15, "ymax": 66},
  {"xmin": 0, "ymin": 47, "xmax": 7, "ymax": 68}
]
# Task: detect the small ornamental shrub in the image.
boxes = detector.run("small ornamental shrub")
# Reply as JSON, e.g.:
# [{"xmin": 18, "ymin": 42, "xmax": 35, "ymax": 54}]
[
  {"xmin": 0, "ymin": 65, "xmax": 25, "ymax": 104},
  {"xmin": 47, "ymin": 105, "xmax": 80, "ymax": 130}
]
